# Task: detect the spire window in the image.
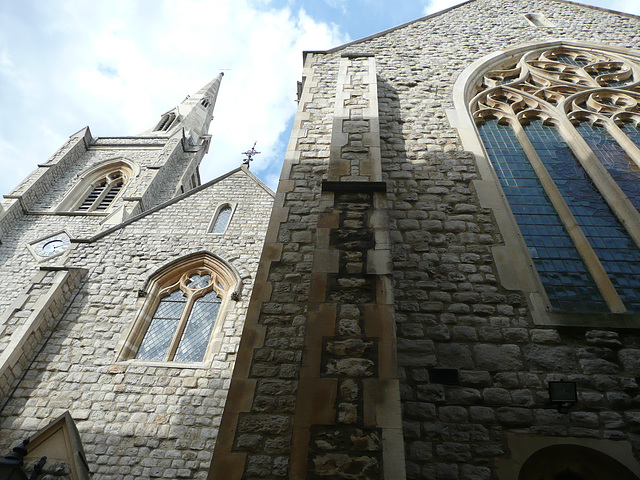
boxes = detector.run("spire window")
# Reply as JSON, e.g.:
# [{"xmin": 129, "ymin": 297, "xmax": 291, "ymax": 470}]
[{"xmin": 155, "ymin": 112, "xmax": 176, "ymax": 132}]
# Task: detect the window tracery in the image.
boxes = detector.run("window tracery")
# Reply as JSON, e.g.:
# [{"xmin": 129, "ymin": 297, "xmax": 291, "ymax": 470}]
[
  {"xmin": 136, "ymin": 270, "xmax": 225, "ymax": 362},
  {"xmin": 120, "ymin": 253, "xmax": 240, "ymax": 364},
  {"xmin": 472, "ymin": 46, "xmax": 640, "ymax": 313},
  {"xmin": 77, "ymin": 170, "xmax": 126, "ymax": 211}
]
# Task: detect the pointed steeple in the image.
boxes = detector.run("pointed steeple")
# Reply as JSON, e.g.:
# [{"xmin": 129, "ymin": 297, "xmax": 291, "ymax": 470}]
[{"xmin": 144, "ymin": 73, "xmax": 224, "ymax": 139}]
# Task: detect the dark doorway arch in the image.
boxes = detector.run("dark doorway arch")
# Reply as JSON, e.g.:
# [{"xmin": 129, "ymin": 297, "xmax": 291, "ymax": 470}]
[{"xmin": 519, "ymin": 444, "xmax": 639, "ymax": 480}]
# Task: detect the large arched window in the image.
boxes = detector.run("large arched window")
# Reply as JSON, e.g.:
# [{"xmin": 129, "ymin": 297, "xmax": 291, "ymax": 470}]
[
  {"xmin": 119, "ymin": 253, "xmax": 241, "ymax": 364},
  {"xmin": 460, "ymin": 43, "xmax": 640, "ymax": 317}
]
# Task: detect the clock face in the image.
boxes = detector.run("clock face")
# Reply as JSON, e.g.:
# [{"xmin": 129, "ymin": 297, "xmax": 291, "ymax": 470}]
[{"xmin": 33, "ymin": 234, "xmax": 71, "ymax": 258}]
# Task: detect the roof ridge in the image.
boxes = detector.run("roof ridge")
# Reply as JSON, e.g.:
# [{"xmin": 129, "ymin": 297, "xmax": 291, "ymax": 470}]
[
  {"xmin": 80, "ymin": 166, "xmax": 266, "ymax": 243},
  {"xmin": 304, "ymin": 0, "xmax": 639, "ymax": 58}
]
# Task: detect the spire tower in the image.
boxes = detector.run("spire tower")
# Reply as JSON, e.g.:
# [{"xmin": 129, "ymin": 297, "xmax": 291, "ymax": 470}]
[{"xmin": 144, "ymin": 72, "xmax": 224, "ymax": 139}]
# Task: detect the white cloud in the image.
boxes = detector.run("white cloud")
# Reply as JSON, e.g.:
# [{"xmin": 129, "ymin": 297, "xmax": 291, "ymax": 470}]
[
  {"xmin": 0, "ymin": 0, "xmax": 347, "ymax": 195},
  {"xmin": 0, "ymin": 0, "xmax": 637, "ymax": 197},
  {"xmin": 573, "ymin": 0, "xmax": 639, "ymax": 14}
]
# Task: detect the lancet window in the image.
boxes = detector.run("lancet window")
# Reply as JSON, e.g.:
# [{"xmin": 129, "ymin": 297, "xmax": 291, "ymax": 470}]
[
  {"xmin": 472, "ymin": 46, "xmax": 640, "ymax": 313},
  {"xmin": 210, "ymin": 204, "xmax": 233, "ymax": 233}
]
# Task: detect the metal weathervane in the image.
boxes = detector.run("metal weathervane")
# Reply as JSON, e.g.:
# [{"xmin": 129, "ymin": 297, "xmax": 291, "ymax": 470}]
[{"xmin": 242, "ymin": 142, "xmax": 260, "ymax": 168}]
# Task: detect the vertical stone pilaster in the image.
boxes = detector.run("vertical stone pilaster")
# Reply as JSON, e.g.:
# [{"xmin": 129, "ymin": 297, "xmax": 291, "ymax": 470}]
[
  {"xmin": 292, "ymin": 54, "xmax": 405, "ymax": 479},
  {"xmin": 328, "ymin": 54, "xmax": 382, "ymax": 183},
  {"xmin": 209, "ymin": 52, "xmax": 404, "ymax": 480}
]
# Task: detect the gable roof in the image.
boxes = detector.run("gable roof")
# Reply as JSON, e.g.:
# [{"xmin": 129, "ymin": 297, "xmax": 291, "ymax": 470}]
[
  {"xmin": 304, "ymin": 0, "xmax": 640, "ymax": 58},
  {"xmin": 80, "ymin": 165, "xmax": 274, "ymax": 243}
]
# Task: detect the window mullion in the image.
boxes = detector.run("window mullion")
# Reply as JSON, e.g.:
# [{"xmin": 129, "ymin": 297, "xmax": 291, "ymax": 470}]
[
  {"xmin": 556, "ymin": 119, "xmax": 640, "ymax": 249},
  {"xmin": 166, "ymin": 290, "xmax": 193, "ymax": 361},
  {"xmin": 605, "ymin": 121, "xmax": 640, "ymax": 170},
  {"xmin": 512, "ymin": 121, "xmax": 626, "ymax": 313}
]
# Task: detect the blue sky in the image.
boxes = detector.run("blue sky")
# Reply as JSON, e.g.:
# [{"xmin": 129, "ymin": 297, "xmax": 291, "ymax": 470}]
[{"xmin": 0, "ymin": 0, "xmax": 638, "ymax": 195}]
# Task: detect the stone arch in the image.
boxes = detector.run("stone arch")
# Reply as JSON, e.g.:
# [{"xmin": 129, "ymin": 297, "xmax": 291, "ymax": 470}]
[
  {"xmin": 58, "ymin": 158, "xmax": 139, "ymax": 212},
  {"xmin": 519, "ymin": 444, "xmax": 639, "ymax": 480},
  {"xmin": 117, "ymin": 251, "xmax": 241, "ymax": 363}
]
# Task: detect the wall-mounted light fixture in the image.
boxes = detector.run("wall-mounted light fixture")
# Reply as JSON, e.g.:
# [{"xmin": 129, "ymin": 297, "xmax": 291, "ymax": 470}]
[{"xmin": 548, "ymin": 381, "xmax": 577, "ymax": 412}]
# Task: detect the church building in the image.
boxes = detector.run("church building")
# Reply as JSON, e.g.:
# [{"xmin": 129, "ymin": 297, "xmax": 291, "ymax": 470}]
[
  {"xmin": 0, "ymin": 74, "xmax": 275, "ymax": 478},
  {"xmin": 2, "ymin": 0, "xmax": 640, "ymax": 479}
]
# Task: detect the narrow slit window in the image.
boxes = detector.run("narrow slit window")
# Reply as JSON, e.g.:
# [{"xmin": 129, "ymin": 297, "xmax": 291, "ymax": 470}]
[{"xmin": 524, "ymin": 13, "xmax": 554, "ymax": 28}]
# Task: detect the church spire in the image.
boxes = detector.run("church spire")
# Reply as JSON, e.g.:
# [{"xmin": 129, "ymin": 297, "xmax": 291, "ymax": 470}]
[{"xmin": 145, "ymin": 72, "xmax": 224, "ymax": 139}]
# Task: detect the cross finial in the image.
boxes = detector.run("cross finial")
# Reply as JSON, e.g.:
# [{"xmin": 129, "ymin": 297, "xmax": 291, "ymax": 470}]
[{"xmin": 242, "ymin": 141, "xmax": 260, "ymax": 168}]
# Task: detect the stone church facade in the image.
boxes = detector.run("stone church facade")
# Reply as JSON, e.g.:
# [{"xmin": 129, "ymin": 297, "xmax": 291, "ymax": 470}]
[
  {"xmin": 0, "ymin": 75, "xmax": 275, "ymax": 478},
  {"xmin": 3, "ymin": 0, "xmax": 640, "ymax": 479},
  {"xmin": 210, "ymin": 0, "xmax": 640, "ymax": 479}
]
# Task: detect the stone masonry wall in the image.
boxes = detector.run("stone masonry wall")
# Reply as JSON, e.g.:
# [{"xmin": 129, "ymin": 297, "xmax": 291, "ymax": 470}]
[
  {"xmin": 0, "ymin": 267, "xmax": 84, "ymax": 399},
  {"xmin": 347, "ymin": 0, "xmax": 640, "ymax": 478},
  {"xmin": 0, "ymin": 170, "xmax": 273, "ymax": 480},
  {"xmin": 212, "ymin": 0, "xmax": 640, "ymax": 479},
  {"xmin": 0, "ymin": 133, "xmax": 203, "ymax": 315}
]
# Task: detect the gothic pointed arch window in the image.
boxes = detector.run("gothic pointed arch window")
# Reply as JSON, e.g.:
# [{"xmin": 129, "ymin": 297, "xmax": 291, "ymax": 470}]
[
  {"xmin": 58, "ymin": 160, "xmax": 135, "ymax": 213},
  {"xmin": 119, "ymin": 253, "xmax": 241, "ymax": 364},
  {"xmin": 458, "ymin": 43, "xmax": 640, "ymax": 319},
  {"xmin": 208, "ymin": 203, "xmax": 234, "ymax": 234},
  {"xmin": 77, "ymin": 169, "xmax": 126, "ymax": 211}
]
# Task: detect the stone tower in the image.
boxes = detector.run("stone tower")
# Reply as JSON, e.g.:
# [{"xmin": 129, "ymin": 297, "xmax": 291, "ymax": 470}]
[
  {"xmin": 209, "ymin": 1, "xmax": 640, "ymax": 479},
  {"xmin": 0, "ymin": 73, "xmax": 275, "ymax": 479}
]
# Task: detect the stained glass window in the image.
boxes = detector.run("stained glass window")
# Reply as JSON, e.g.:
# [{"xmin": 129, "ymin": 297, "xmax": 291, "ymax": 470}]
[
  {"xmin": 621, "ymin": 122, "xmax": 640, "ymax": 150},
  {"xmin": 479, "ymin": 120, "xmax": 607, "ymax": 312},
  {"xmin": 576, "ymin": 122, "xmax": 640, "ymax": 213},
  {"xmin": 174, "ymin": 291, "xmax": 221, "ymax": 362},
  {"xmin": 136, "ymin": 271, "xmax": 226, "ymax": 362},
  {"xmin": 136, "ymin": 290, "xmax": 186, "ymax": 361},
  {"xmin": 524, "ymin": 121, "xmax": 640, "ymax": 312},
  {"xmin": 472, "ymin": 46, "xmax": 640, "ymax": 315}
]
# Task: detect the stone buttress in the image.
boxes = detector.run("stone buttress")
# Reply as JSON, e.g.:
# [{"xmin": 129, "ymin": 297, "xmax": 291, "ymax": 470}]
[{"xmin": 210, "ymin": 53, "xmax": 405, "ymax": 479}]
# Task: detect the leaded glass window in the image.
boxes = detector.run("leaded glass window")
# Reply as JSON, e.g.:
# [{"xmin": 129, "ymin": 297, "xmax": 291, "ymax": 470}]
[
  {"xmin": 135, "ymin": 270, "xmax": 225, "ymax": 362},
  {"xmin": 472, "ymin": 45, "xmax": 640, "ymax": 314},
  {"xmin": 211, "ymin": 205, "xmax": 232, "ymax": 233}
]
